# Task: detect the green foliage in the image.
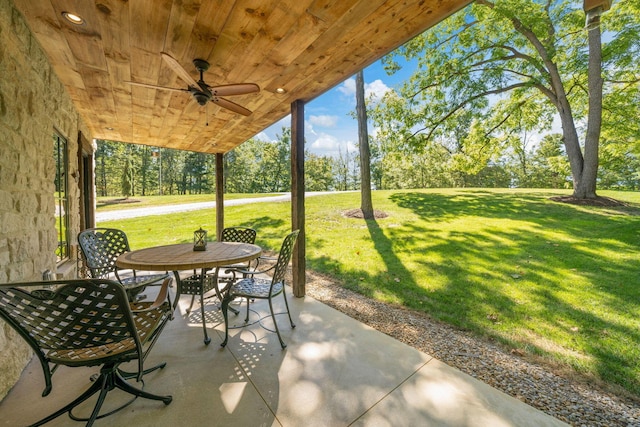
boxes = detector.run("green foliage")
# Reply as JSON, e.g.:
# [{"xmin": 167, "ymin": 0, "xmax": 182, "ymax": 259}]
[
  {"xmin": 121, "ymin": 150, "xmax": 133, "ymax": 198},
  {"xmin": 224, "ymin": 129, "xmax": 291, "ymax": 193},
  {"xmin": 372, "ymin": 0, "xmax": 639, "ymax": 196},
  {"xmin": 96, "ymin": 140, "xmax": 217, "ymax": 196},
  {"xmin": 100, "ymin": 189, "xmax": 640, "ymax": 396},
  {"xmin": 257, "ymin": 128, "xmax": 291, "ymax": 192},
  {"xmin": 305, "ymin": 153, "xmax": 336, "ymax": 191}
]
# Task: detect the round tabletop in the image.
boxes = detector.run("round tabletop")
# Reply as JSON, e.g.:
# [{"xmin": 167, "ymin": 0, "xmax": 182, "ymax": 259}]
[{"xmin": 116, "ymin": 242, "xmax": 262, "ymax": 271}]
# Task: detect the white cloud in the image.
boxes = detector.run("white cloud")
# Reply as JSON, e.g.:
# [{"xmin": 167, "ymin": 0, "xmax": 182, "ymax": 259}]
[
  {"xmin": 309, "ymin": 115, "xmax": 338, "ymax": 128},
  {"xmin": 337, "ymin": 77, "xmax": 391, "ymax": 103},
  {"xmin": 366, "ymin": 79, "xmax": 391, "ymax": 103},
  {"xmin": 305, "ymin": 120, "xmax": 317, "ymax": 136},
  {"xmin": 338, "ymin": 78, "xmax": 356, "ymax": 96},
  {"xmin": 344, "ymin": 140, "xmax": 357, "ymax": 153},
  {"xmin": 311, "ymin": 133, "xmax": 340, "ymax": 152},
  {"xmin": 310, "ymin": 133, "xmax": 357, "ymax": 158},
  {"xmin": 266, "ymin": 115, "xmax": 291, "ymax": 137},
  {"xmin": 254, "ymin": 132, "xmax": 274, "ymax": 142}
]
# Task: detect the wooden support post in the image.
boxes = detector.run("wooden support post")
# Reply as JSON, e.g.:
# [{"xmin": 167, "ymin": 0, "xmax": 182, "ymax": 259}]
[
  {"xmin": 216, "ymin": 153, "xmax": 224, "ymax": 241},
  {"xmin": 291, "ymin": 100, "xmax": 306, "ymax": 297},
  {"xmin": 583, "ymin": 0, "xmax": 611, "ymax": 12}
]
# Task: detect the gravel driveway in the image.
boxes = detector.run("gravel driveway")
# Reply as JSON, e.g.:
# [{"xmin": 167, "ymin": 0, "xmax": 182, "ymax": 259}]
[{"xmin": 96, "ymin": 192, "xmax": 331, "ymax": 222}]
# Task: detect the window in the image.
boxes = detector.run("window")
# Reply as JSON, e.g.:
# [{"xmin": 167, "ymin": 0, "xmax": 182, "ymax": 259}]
[{"xmin": 54, "ymin": 131, "xmax": 69, "ymax": 262}]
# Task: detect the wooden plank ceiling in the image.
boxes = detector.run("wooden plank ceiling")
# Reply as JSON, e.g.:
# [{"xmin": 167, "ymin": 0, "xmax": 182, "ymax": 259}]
[{"xmin": 13, "ymin": 0, "xmax": 471, "ymax": 154}]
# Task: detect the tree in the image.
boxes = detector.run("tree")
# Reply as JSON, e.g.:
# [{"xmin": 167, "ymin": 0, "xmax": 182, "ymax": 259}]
[
  {"xmin": 257, "ymin": 129, "xmax": 291, "ymax": 192},
  {"xmin": 355, "ymin": 70, "xmax": 374, "ymax": 218},
  {"xmin": 160, "ymin": 148, "xmax": 181, "ymax": 195},
  {"xmin": 528, "ymin": 133, "xmax": 571, "ymax": 188},
  {"xmin": 305, "ymin": 153, "xmax": 336, "ymax": 191},
  {"xmin": 121, "ymin": 151, "xmax": 133, "ymax": 198},
  {"xmin": 224, "ymin": 139, "xmax": 263, "ymax": 193},
  {"xmin": 95, "ymin": 142, "xmax": 110, "ymax": 197},
  {"xmin": 374, "ymin": 0, "xmax": 639, "ymax": 200},
  {"xmin": 224, "ymin": 130, "xmax": 292, "ymax": 193},
  {"xmin": 334, "ymin": 147, "xmax": 354, "ymax": 191}
]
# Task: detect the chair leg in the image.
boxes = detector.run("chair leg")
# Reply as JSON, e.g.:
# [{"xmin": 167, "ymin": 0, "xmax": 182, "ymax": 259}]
[
  {"xmin": 216, "ymin": 278, "xmax": 239, "ymax": 315},
  {"xmin": 221, "ymin": 296, "xmax": 231, "ymax": 347},
  {"xmin": 244, "ymin": 297, "xmax": 251, "ymax": 322},
  {"xmin": 30, "ymin": 362, "xmax": 172, "ymax": 427},
  {"xmin": 113, "ymin": 369, "xmax": 172, "ymax": 404},
  {"xmin": 199, "ymin": 288, "xmax": 210, "ymax": 345},
  {"xmin": 30, "ymin": 373, "xmax": 104, "ymax": 426},
  {"xmin": 119, "ymin": 361, "xmax": 167, "ymax": 379},
  {"xmin": 85, "ymin": 376, "xmax": 111, "ymax": 426},
  {"xmin": 186, "ymin": 294, "xmax": 196, "ymax": 314},
  {"xmin": 268, "ymin": 298, "xmax": 287, "ymax": 349},
  {"xmin": 282, "ymin": 289, "xmax": 296, "ymax": 329}
]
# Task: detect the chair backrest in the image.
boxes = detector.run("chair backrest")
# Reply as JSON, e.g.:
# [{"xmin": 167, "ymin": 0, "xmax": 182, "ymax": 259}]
[
  {"xmin": 78, "ymin": 228, "xmax": 131, "ymax": 278},
  {"xmin": 271, "ymin": 230, "xmax": 300, "ymax": 286},
  {"xmin": 0, "ymin": 279, "xmax": 142, "ymax": 395},
  {"xmin": 221, "ymin": 227, "xmax": 257, "ymax": 244}
]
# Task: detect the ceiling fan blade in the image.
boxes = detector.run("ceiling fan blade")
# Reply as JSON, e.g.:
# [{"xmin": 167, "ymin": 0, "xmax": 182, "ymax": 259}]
[
  {"xmin": 212, "ymin": 97, "xmax": 252, "ymax": 116},
  {"xmin": 184, "ymin": 97, "xmax": 201, "ymax": 115},
  {"xmin": 161, "ymin": 52, "xmax": 199, "ymax": 87},
  {"xmin": 208, "ymin": 83, "xmax": 260, "ymax": 97},
  {"xmin": 125, "ymin": 81, "xmax": 188, "ymax": 93}
]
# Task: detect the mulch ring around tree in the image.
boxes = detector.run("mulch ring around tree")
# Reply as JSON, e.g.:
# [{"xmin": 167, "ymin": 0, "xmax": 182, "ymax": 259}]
[
  {"xmin": 343, "ymin": 208, "xmax": 389, "ymax": 219},
  {"xmin": 550, "ymin": 195, "xmax": 628, "ymax": 207}
]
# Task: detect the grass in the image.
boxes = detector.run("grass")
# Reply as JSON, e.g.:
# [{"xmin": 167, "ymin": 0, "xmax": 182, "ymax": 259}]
[{"xmin": 97, "ymin": 188, "xmax": 640, "ymax": 396}]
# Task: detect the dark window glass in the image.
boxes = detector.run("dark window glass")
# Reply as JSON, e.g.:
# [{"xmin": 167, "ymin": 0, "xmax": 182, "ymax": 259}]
[{"xmin": 54, "ymin": 132, "xmax": 69, "ymax": 262}]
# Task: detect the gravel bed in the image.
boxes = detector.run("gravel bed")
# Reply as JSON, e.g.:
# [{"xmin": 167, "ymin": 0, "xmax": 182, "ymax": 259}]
[{"xmin": 304, "ymin": 272, "xmax": 640, "ymax": 427}]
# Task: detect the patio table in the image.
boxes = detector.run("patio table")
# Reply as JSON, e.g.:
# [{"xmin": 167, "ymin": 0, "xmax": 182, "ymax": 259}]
[{"xmin": 117, "ymin": 242, "xmax": 261, "ymax": 344}]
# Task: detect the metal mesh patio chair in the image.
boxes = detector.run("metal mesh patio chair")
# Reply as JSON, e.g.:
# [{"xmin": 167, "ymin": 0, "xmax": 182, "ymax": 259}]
[
  {"xmin": 78, "ymin": 228, "xmax": 169, "ymax": 301},
  {"xmin": 183, "ymin": 226, "xmax": 258, "ymax": 312},
  {"xmin": 221, "ymin": 230, "xmax": 299, "ymax": 349},
  {"xmin": 0, "ymin": 278, "xmax": 174, "ymax": 426},
  {"xmin": 213, "ymin": 226, "xmax": 259, "ymax": 290},
  {"xmin": 180, "ymin": 227, "xmax": 257, "ymax": 344}
]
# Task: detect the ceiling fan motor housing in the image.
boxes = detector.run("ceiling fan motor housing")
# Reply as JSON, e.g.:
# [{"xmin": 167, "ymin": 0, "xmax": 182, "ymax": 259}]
[
  {"xmin": 193, "ymin": 91, "xmax": 210, "ymax": 105},
  {"xmin": 192, "ymin": 59, "xmax": 212, "ymax": 105}
]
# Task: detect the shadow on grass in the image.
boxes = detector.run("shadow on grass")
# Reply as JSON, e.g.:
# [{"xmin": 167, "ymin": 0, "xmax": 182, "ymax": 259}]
[{"xmin": 308, "ymin": 191, "xmax": 640, "ymax": 395}]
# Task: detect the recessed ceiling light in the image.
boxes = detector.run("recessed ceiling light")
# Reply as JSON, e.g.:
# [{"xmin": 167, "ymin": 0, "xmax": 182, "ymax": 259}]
[
  {"xmin": 275, "ymin": 87, "xmax": 286, "ymax": 94},
  {"xmin": 62, "ymin": 12, "xmax": 85, "ymax": 25}
]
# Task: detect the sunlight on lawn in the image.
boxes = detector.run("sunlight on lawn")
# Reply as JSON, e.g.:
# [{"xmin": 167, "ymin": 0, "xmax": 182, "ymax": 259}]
[{"xmin": 99, "ymin": 188, "xmax": 640, "ymax": 395}]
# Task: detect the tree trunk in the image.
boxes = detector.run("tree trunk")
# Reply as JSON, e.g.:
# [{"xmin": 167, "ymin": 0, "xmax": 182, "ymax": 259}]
[
  {"xmin": 575, "ymin": 8, "xmax": 604, "ymax": 199},
  {"xmin": 356, "ymin": 70, "xmax": 374, "ymax": 219}
]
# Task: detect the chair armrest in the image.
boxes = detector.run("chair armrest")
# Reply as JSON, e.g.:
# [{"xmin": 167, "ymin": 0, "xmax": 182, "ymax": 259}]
[
  {"xmin": 254, "ymin": 255, "xmax": 277, "ymax": 270},
  {"xmin": 223, "ymin": 262, "xmax": 275, "ymax": 283},
  {"xmin": 224, "ymin": 263, "xmax": 274, "ymax": 277},
  {"xmin": 131, "ymin": 277, "xmax": 172, "ymax": 313}
]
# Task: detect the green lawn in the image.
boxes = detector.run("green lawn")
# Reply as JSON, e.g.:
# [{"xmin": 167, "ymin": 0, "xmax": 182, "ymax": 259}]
[{"xmin": 98, "ymin": 188, "xmax": 640, "ymax": 395}]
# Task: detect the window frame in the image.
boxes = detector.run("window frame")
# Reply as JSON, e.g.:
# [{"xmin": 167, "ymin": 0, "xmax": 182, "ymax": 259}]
[{"xmin": 54, "ymin": 130, "xmax": 70, "ymax": 263}]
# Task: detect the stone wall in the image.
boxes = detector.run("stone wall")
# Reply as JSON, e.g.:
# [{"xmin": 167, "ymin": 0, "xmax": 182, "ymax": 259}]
[{"xmin": 0, "ymin": 1, "xmax": 91, "ymax": 400}]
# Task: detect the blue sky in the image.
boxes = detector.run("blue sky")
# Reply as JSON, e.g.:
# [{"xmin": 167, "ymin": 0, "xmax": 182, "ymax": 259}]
[{"xmin": 255, "ymin": 58, "xmax": 416, "ymax": 158}]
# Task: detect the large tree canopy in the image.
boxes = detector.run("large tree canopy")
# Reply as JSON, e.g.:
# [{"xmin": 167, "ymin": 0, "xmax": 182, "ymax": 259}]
[{"xmin": 372, "ymin": 0, "xmax": 639, "ymax": 199}]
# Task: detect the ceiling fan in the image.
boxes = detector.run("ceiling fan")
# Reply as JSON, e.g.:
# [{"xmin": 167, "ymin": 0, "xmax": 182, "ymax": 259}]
[{"xmin": 126, "ymin": 52, "xmax": 259, "ymax": 116}]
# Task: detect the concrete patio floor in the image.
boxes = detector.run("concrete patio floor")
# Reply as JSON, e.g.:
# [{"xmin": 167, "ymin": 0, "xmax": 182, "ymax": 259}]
[{"xmin": 0, "ymin": 284, "xmax": 568, "ymax": 426}]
